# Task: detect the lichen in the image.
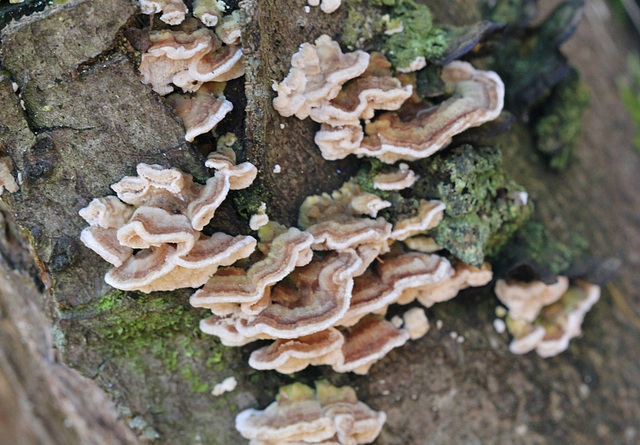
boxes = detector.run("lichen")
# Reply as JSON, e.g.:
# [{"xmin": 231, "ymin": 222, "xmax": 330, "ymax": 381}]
[
  {"xmin": 340, "ymin": 0, "xmax": 447, "ymax": 69},
  {"xmin": 532, "ymin": 67, "xmax": 590, "ymax": 170},
  {"xmin": 412, "ymin": 144, "xmax": 533, "ymax": 266}
]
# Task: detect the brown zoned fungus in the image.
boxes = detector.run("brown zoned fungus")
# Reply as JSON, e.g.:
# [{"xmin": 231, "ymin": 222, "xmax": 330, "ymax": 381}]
[
  {"xmin": 78, "ymin": 150, "xmax": 257, "ymax": 293},
  {"xmin": 189, "ymin": 172, "xmax": 491, "ymax": 374},
  {"xmin": 235, "ymin": 381, "xmax": 385, "ymax": 445},
  {"xmin": 138, "ymin": 23, "xmax": 243, "ymax": 140},
  {"xmin": 495, "ymin": 278, "xmax": 601, "ymax": 356},
  {"xmin": 312, "ymin": 60, "xmax": 505, "ymax": 163},
  {"xmin": 139, "ymin": 0, "xmax": 188, "ymax": 25}
]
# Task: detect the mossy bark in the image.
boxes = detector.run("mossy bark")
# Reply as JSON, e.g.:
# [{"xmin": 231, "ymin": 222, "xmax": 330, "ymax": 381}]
[{"xmin": 0, "ymin": 1, "xmax": 639, "ymax": 444}]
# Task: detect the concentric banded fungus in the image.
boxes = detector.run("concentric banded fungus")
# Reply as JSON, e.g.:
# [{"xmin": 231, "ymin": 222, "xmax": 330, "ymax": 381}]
[
  {"xmin": 333, "ymin": 315, "xmax": 410, "ymax": 374},
  {"xmin": 166, "ymin": 83, "xmax": 233, "ymax": 141},
  {"xmin": 193, "ymin": 0, "xmax": 226, "ymax": 27},
  {"xmin": 79, "ymin": 156, "xmax": 258, "ymax": 293},
  {"xmin": 308, "ymin": 52, "xmax": 413, "ymax": 127},
  {"xmin": 498, "ymin": 279, "xmax": 601, "ymax": 357},
  {"xmin": 320, "ymin": 61, "xmax": 504, "ymax": 163},
  {"xmin": 307, "ymin": 0, "xmax": 342, "ymax": 14},
  {"xmin": 272, "ymin": 35, "xmax": 370, "ymax": 119},
  {"xmin": 216, "ymin": 10, "xmax": 242, "ymax": 45},
  {"xmin": 338, "ymin": 252, "xmax": 452, "ymax": 327},
  {"xmin": 390, "ymin": 200, "xmax": 445, "ymax": 241},
  {"xmin": 495, "ymin": 276, "xmax": 569, "ymax": 322},
  {"xmin": 139, "ymin": 29, "xmax": 244, "ymax": 96},
  {"xmin": 190, "ymin": 227, "xmax": 314, "ymax": 311},
  {"xmin": 373, "ymin": 163, "xmax": 418, "ymax": 191},
  {"xmin": 248, "ymin": 327, "xmax": 344, "ymax": 374},
  {"xmin": 359, "ymin": 61, "xmax": 504, "ymax": 163},
  {"xmin": 235, "ymin": 381, "xmax": 385, "ymax": 445},
  {"xmin": 405, "ymin": 262, "xmax": 493, "ymax": 307},
  {"xmin": 199, "ymin": 250, "xmax": 362, "ymax": 340},
  {"xmin": 139, "ymin": 0, "xmax": 188, "ymax": 25}
]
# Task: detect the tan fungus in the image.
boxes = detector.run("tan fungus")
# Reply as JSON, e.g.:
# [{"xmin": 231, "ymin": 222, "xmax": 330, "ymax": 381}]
[
  {"xmin": 272, "ymin": 35, "xmax": 370, "ymax": 119},
  {"xmin": 139, "ymin": 0, "xmax": 188, "ymax": 25}
]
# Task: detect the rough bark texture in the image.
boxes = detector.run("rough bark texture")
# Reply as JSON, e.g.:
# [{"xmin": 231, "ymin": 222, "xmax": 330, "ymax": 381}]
[{"xmin": 0, "ymin": 0, "xmax": 639, "ymax": 444}]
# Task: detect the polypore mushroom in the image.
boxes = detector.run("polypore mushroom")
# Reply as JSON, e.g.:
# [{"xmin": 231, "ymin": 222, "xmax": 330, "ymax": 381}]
[
  {"xmin": 79, "ymin": 156, "xmax": 258, "ymax": 293},
  {"xmin": 402, "ymin": 307, "xmax": 430, "ymax": 340},
  {"xmin": 248, "ymin": 327, "xmax": 345, "ymax": 374},
  {"xmin": 235, "ymin": 381, "xmax": 385, "ymax": 445},
  {"xmin": 495, "ymin": 276, "xmax": 569, "ymax": 322},
  {"xmin": 190, "ymin": 227, "xmax": 314, "ymax": 310},
  {"xmin": 390, "ymin": 200, "xmax": 445, "ymax": 241},
  {"xmin": 337, "ymin": 252, "xmax": 452, "ymax": 327},
  {"xmin": 166, "ymin": 82, "xmax": 233, "ymax": 141},
  {"xmin": 333, "ymin": 314, "xmax": 410, "ymax": 374},
  {"xmin": 272, "ymin": 35, "xmax": 370, "ymax": 119},
  {"xmin": 404, "ymin": 262, "xmax": 493, "ymax": 307},
  {"xmin": 322, "ymin": 61, "xmax": 504, "ymax": 163},
  {"xmin": 216, "ymin": 10, "xmax": 242, "ymax": 45},
  {"xmin": 139, "ymin": 29, "xmax": 214, "ymax": 95},
  {"xmin": 308, "ymin": 52, "xmax": 413, "ymax": 127},
  {"xmin": 504, "ymin": 280, "xmax": 601, "ymax": 357},
  {"xmin": 139, "ymin": 0, "xmax": 188, "ymax": 25},
  {"xmin": 193, "ymin": 0, "xmax": 226, "ymax": 27},
  {"xmin": 373, "ymin": 163, "xmax": 418, "ymax": 191}
]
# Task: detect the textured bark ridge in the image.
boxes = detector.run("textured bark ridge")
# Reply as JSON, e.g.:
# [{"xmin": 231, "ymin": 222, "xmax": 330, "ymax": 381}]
[{"xmin": 0, "ymin": 0, "xmax": 639, "ymax": 444}]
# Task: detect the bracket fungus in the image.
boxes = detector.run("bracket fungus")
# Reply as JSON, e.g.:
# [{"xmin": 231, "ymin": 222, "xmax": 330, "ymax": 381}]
[
  {"xmin": 272, "ymin": 35, "xmax": 370, "ymax": 120},
  {"xmin": 0, "ymin": 156, "xmax": 19, "ymax": 195},
  {"xmin": 79, "ymin": 152, "xmax": 258, "ymax": 293},
  {"xmin": 372, "ymin": 163, "xmax": 418, "ymax": 191},
  {"xmin": 235, "ymin": 381, "xmax": 385, "ymax": 445},
  {"xmin": 139, "ymin": 0, "xmax": 188, "ymax": 25},
  {"xmin": 166, "ymin": 82, "xmax": 233, "ymax": 142},
  {"xmin": 496, "ymin": 278, "xmax": 601, "ymax": 356},
  {"xmin": 307, "ymin": 0, "xmax": 342, "ymax": 14},
  {"xmin": 193, "ymin": 0, "xmax": 226, "ymax": 27}
]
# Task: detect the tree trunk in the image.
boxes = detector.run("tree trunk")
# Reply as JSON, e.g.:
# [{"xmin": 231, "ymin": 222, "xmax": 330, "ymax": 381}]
[{"xmin": 0, "ymin": 0, "xmax": 639, "ymax": 444}]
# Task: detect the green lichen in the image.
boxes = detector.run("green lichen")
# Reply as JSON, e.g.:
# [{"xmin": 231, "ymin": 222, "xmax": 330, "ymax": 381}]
[
  {"xmin": 381, "ymin": 0, "xmax": 447, "ymax": 69},
  {"xmin": 412, "ymin": 144, "xmax": 533, "ymax": 266},
  {"xmin": 533, "ymin": 67, "xmax": 590, "ymax": 170},
  {"xmin": 341, "ymin": 0, "xmax": 447, "ymax": 70}
]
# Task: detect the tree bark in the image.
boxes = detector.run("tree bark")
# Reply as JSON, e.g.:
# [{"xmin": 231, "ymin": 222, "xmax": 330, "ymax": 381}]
[{"xmin": 0, "ymin": 0, "xmax": 639, "ymax": 444}]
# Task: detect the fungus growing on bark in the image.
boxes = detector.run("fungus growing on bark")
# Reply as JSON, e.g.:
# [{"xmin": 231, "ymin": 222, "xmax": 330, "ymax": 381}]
[
  {"xmin": 139, "ymin": 0, "xmax": 188, "ymax": 25},
  {"xmin": 190, "ymin": 227, "xmax": 314, "ymax": 312},
  {"xmin": 249, "ymin": 202, "xmax": 269, "ymax": 230},
  {"xmin": 373, "ymin": 163, "xmax": 418, "ymax": 191},
  {"xmin": 307, "ymin": 52, "xmax": 413, "ymax": 127},
  {"xmin": 79, "ymin": 155, "xmax": 258, "ymax": 293},
  {"xmin": 166, "ymin": 83, "xmax": 233, "ymax": 141},
  {"xmin": 356, "ymin": 61, "xmax": 505, "ymax": 163},
  {"xmin": 390, "ymin": 200, "xmax": 445, "ymax": 241},
  {"xmin": 272, "ymin": 35, "xmax": 370, "ymax": 119},
  {"xmin": 139, "ymin": 29, "xmax": 244, "ymax": 96},
  {"xmin": 402, "ymin": 307, "xmax": 430, "ymax": 340},
  {"xmin": 333, "ymin": 315, "xmax": 410, "ymax": 374},
  {"xmin": 498, "ymin": 278, "xmax": 601, "ymax": 357},
  {"xmin": 235, "ymin": 381, "xmax": 386, "ymax": 445},
  {"xmin": 406, "ymin": 262, "xmax": 493, "ymax": 308},
  {"xmin": 193, "ymin": 0, "xmax": 226, "ymax": 27},
  {"xmin": 216, "ymin": 10, "xmax": 242, "ymax": 44},
  {"xmin": 495, "ymin": 276, "xmax": 569, "ymax": 322}
]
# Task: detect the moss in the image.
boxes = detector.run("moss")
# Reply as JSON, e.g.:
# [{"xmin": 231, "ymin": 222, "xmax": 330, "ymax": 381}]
[
  {"xmin": 532, "ymin": 67, "xmax": 590, "ymax": 170},
  {"xmin": 412, "ymin": 144, "xmax": 533, "ymax": 266}
]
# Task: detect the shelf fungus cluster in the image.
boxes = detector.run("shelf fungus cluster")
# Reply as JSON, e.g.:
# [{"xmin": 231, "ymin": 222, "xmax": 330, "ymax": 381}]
[
  {"xmin": 273, "ymin": 35, "xmax": 505, "ymax": 164},
  {"xmin": 191, "ymin": 170, "xmax": 492, "ymax": 374},
  {"xmin": 495, "ymin": 277, "xmax": 601, "ymax": 357},
  {"xmin": 138, "ymin": 0, "xmax": 243, "ymax": 141},
  {"xmin": 78, "ymin": 149, "xmax": 257, "ymax": 293},
  {"xmin": 235, "ymin": 381, "xmax": 385, "ymax": 445}
]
